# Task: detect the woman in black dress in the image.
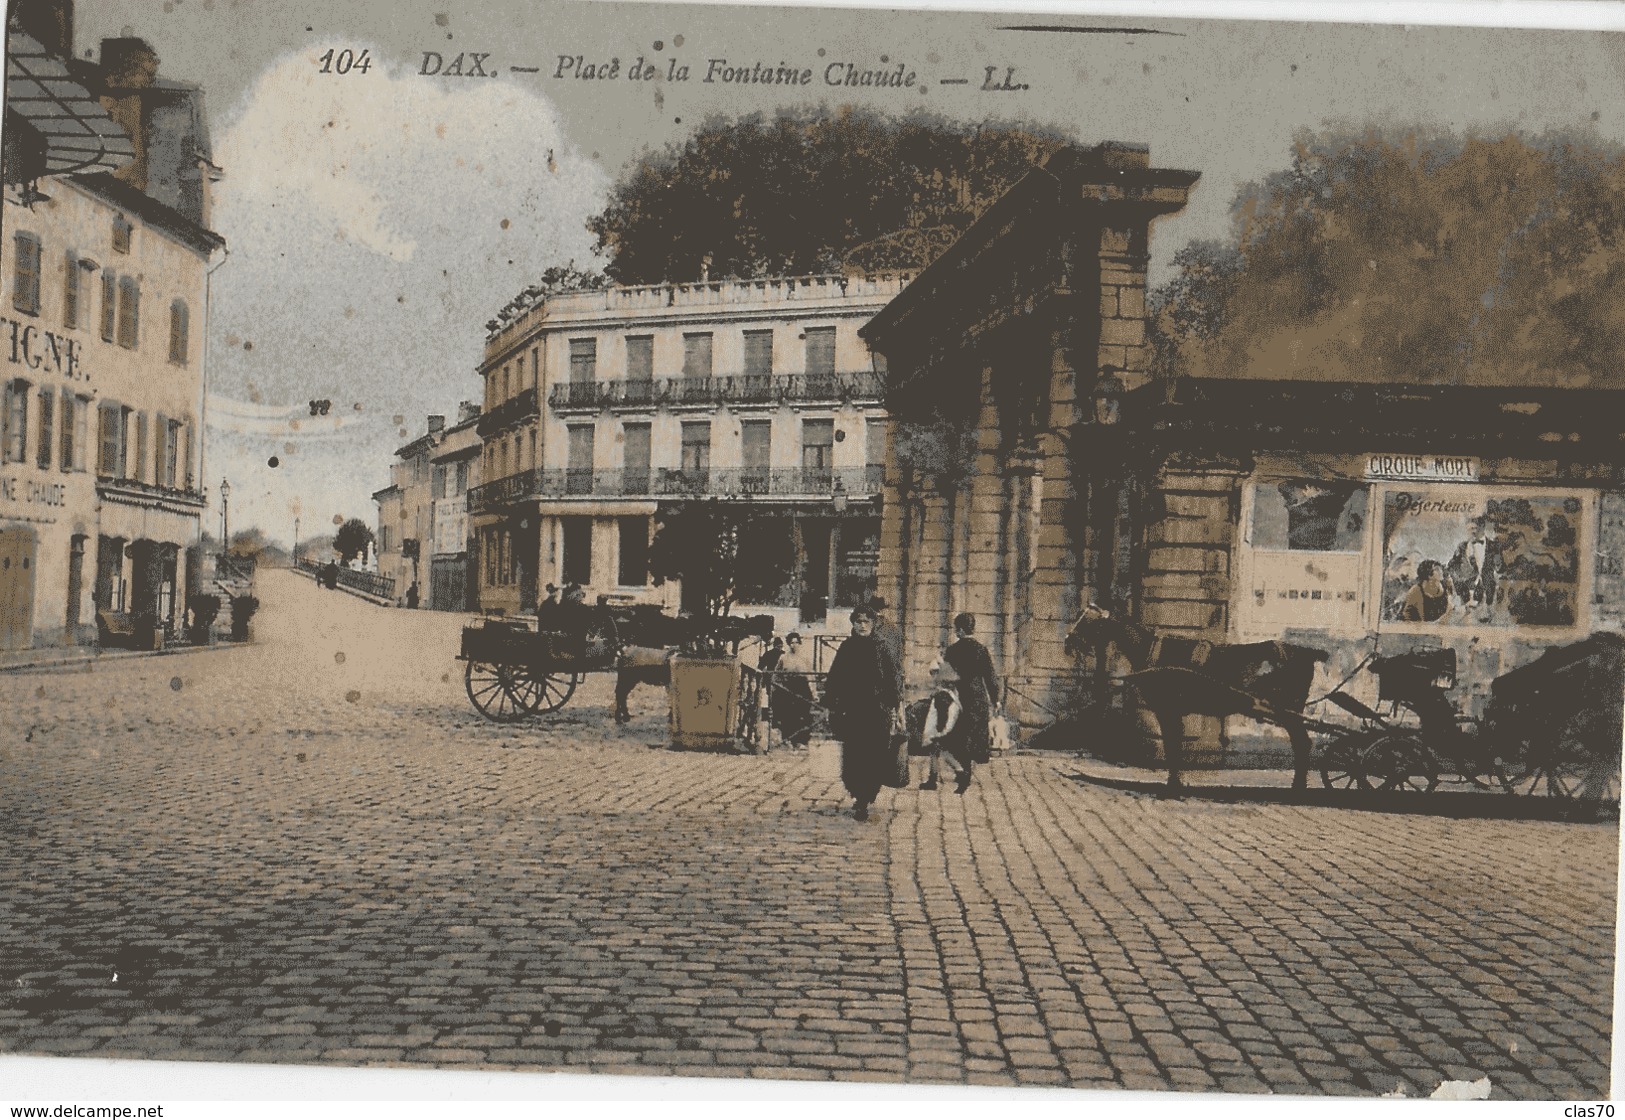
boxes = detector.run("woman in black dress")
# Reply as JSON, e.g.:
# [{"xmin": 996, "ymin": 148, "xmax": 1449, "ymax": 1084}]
[{"xmin": 822, "ymin": 607, "xmax": 901, "ymax": 821}]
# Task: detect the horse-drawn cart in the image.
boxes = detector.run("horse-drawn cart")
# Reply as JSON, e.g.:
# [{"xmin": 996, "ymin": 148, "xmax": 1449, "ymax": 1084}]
[{"xmin": 457, "ymin": 609, "xmax": 625, "ymax": 722}]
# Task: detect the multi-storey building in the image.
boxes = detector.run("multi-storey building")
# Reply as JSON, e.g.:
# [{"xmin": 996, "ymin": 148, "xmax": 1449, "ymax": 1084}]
[
  {"xmin": 428, "ymin": 402, "xmax": 480, "ymax": 610},
  {"xmin": 373, "ymin": 414, "xmax": 444, "ymax": 605},
  {"xmin": 470, "ymin": 275, "xmax": 906, "ymax": 628},
  {"xmin": 0, "ymin": 14, "xmax": 223, "ymax": 650}
]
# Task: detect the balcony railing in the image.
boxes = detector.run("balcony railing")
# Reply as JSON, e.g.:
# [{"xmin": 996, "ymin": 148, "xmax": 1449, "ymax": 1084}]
[
  {"xmin": 548, "ymin": 370, "xmax": 887, "ymax": 413},
  {"xmin": 466, "ymin": 467, "xmax": 540, "ymax": 514},
  {"xmin": 470, "ymin": 465, "xmax": 885, "ymax": 510},
  {"xmin": 475, "ymin": 388, "xmax": 538, "ymax": 437},
  {"xmin": 95, "ymin": 475, "xmax": 206, "ymax": 509}
]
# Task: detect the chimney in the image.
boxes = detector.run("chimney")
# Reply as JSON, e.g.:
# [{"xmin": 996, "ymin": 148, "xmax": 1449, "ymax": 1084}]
[
  {"xmin": 457, "ymin": 401, "xmax": 480, "ymax": 424},
  {"xmin": 427, "ymin": 415, "xmax": 446, "ymax": 435},
  {"xmin": 99, "ymin": 38, "xmax": 160, "ymax": 193}
]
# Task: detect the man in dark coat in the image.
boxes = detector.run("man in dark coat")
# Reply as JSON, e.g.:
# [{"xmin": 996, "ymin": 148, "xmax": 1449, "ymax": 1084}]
[
  {"xmin": 823, "ymin": 606, "xmax": 901, "ymax": 821},
  {"xmin": 942, "ymin": 612, "xmax": 998, "ymax": 793},
  {"xmin": 868, "ymin": 594, "xmax": 904, "ymax": 676}
]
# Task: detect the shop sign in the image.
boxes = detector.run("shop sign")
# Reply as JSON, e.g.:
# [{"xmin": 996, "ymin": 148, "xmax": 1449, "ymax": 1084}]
[
  {"xmin": 0, "ymin": 472, "xmax": 66, "ymax": 509},
  {"xmin": 1364, "ymin": 454, "xmax": 1479, "ymax": 482}
]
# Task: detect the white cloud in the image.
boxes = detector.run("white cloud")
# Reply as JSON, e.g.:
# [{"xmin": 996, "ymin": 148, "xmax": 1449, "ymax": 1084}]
[{"xmin": 201, "ymin": 53, "xmax": 610, "ymax": 539}]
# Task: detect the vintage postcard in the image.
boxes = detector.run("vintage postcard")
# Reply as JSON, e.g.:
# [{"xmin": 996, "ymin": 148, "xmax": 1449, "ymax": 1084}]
[{"xmin": 1, "ymin": 0, "xmax": 1621, "ymax": 1107}]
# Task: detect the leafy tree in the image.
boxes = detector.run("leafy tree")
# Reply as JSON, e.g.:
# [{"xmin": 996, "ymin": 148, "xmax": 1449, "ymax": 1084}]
[
  {"xmin": 334, "ymin": 518, "xmax": 376, "ymax": 566},
  {"xmin": 649, "ymin": 501, "xmax": 741, "ymax": 620},
  {"xmin": 1153, "ymin": 129, "xmax": 1625, "ymax": 388},
  {"xmin": 588, "ymin": 108, "xmax": 1069, "ymax": 283}
]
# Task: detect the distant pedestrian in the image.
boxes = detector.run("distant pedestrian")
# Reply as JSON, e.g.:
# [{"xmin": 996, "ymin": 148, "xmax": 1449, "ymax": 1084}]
[
  {"xmin": 775, "ymin": 631, "xmax": 815, "ymax": 747},
  {"xmin": 536, "ymin": 583, "xmax": 561, "ymax": 628},
  {"xmin": 941, "ymin": 612, "xmax": 998, "ymax": 793},
  {"xmin": 405, "ymin": 582, "xmax": 420, "ymax": 610},
  {"xmin": 322, "ymin": 560, "xmax": 339, "ymax": 590},
  {"xmin": 823, "ymin": 606, "xmax": 900, "ymax": 821},
  {"xmin": 868, "ymin": 594, "xmax": 903, "ymax": 674}
]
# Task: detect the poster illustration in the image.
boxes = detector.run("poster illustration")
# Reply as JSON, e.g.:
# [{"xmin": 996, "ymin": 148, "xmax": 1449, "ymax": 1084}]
[{"xmin": 1379, "ymin": 488, "xmax": 1585, "ymax": 628}]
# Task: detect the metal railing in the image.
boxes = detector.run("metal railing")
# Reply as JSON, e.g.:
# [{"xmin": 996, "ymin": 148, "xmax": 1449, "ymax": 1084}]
[
  {"xmin": 474, "ymin": 388, "xmax": 538, "ymax": 436},
  {"xmin": 298, "ymin": 557, "xmax": 397, "ymax": 601},
  {"xmin": 469, "ymin": 465, "xmax": 885, "ymax": 508},
  {"xmin": 548, "ymin": 370, "xmax": 887, "ymax": 412}
]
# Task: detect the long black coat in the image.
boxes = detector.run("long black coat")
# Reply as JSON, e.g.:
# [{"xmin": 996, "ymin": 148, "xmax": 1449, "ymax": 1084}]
[
  {"xmin": 944, "ymin": 636, "xmax": 998, "ymax": 763},
  {"xmin": 823, "ymin": 632, "xmax": 901, "ymax": 802}
]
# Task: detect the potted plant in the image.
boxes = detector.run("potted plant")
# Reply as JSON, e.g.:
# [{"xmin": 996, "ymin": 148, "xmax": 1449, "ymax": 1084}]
[
  {"xmin": 186, "ymin": 594, "xmax": 221, "ymax": 645},
  {"xmin": 650, "ymin": 500, "xmax": 747, "ymax": 750},
  {"xmin": 229, "ymin": 594, "xmax": 260, "ymax": 641}
]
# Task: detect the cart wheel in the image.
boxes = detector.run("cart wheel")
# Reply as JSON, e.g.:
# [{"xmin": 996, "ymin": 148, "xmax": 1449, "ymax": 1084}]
[
  {"xmin": 1505, "ymin": 748, "xmax": 1621, "ymax": 802},
  {"xmin": 1320, "ymin": 732, "xmax": 1371, "ymax": 790},
  {"xmin": 532, "ymin": 670, "xmax": 580, "ymax": 714},
  {"xmin": 465, "ymin": 660, "xmax": 529, "ymax": 723},
  {"xmin": 1361, "ymin": 733, "xmax": 1439, "ymax": 793}
]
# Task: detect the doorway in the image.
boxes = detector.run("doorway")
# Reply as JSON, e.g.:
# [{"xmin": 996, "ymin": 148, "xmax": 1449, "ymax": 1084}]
[{"xmin": 0, "ymin": 526, "xmax": 39, "ymax": 651}]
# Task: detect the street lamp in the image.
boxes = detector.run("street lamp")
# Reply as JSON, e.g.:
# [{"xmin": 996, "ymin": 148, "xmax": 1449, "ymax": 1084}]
[{"xmin": 220, "ymin": 478, "xmax": 231, "ymax": 555}]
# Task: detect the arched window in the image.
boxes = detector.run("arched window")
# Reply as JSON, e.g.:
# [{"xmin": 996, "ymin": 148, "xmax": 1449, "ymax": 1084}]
[{"xmin": 169, "ymin": 300, "xmax": 189, "ymax": 364}]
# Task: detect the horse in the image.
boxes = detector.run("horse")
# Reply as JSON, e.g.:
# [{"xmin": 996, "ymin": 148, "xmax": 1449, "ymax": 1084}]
[
  {"xmin": 613, "ymin": 613, "xmax": 777, "ymax": 723},
  {"xmin": 1064, "ymin": 604, "xmax": 1329, "ymax": 793}
]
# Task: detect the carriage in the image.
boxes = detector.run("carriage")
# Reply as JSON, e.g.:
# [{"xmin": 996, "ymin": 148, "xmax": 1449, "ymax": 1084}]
[
  {"xmin": 456, "ymin": 603, "xmax": 775, "ymax": 724},
  {"xmin": 1313, "ymin": 633, "xmax": 1625, "ymax": 803}
]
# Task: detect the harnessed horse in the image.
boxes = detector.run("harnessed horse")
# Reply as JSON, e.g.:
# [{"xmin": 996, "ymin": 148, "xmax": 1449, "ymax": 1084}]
[{"xmin": 1064, "ymin": 604, "xmax": 1329, "ymax": 793}]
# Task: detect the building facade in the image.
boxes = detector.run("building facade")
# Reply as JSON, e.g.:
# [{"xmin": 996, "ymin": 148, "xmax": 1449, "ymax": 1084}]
[
  {"xmin": 470, "ymin": 275, "xmax": 905, "ymax": 630},
  {"xmin": 428, "ymin": 401, "xmax": 480, "ymax": 611},
  {"xmin": 0, "ymin": 22, "xmax": 223, "ymax": 651},
  {"xmin": 865, "ymin": 142, "xmax": 1625, "ymax": 765},
  {"xmin": 373, "ymin": 415, "xmax": 445, "ymax": 604}
]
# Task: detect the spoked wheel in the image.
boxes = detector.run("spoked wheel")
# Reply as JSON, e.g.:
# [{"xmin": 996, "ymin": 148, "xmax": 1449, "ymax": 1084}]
[
  {"xmin": 1360, "ymin": 733, "xmax": 1440, "ymax": 793},
  {"xmin": 464, "ymin": 660, "xmax": 531, "ymax": 723},
  {"xmin": 1320, "ymin": 732, "xmax": 1373, "ymax": 790},
  {"xmin": 530, "ymin": 669, "xmax": 581, "ymax": 714},
  {"xmin": 1505, "ymin": 748, "xmax": 1622, "ymax": 802}
]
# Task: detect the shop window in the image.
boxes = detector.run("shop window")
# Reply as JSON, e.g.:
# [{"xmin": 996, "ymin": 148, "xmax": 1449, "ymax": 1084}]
[
  {"xmin": 561, "ymin": 517, "xmax": 592, "ymax": 586},
  {"xmin": 169, "ymin": 300, "xmax": 189, "ymax": 364},
  {"xmin": 735, "ymin": 518, "xmax": 798, "ymax": 606},
  {"xmin": 618, "ymin": 517, "xmax": 649, "ymax": 586},
  {"xmin": 12, "ymin": 233, "xmax": 41, "ymax": 316},
  {"xmin": 2, "ymin": 380, "xmax": 28, "ymax": 463},
  {"xmin": 835, "ymin": 519, "xmax": 882, "ymax": 609}
]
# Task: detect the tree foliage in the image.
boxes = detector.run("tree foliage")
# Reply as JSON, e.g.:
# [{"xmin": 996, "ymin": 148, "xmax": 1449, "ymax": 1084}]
[
  {"xmin": 649, "ymin": 501, "xmax": 741, "ymax": 620},
  {"xmin": 588, "ymin": 108, "xmax": 1069, "ymax": 284},
  {"xmin": 334, "ymin": 518, "xmax": 376, "ymax": 565},
  {"xmin": 1153, "ymin": 130, "xmax": 1625, "ymax": 388}
]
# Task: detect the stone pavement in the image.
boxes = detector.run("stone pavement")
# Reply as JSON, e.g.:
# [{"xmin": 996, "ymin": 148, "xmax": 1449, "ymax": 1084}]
[{"xmin": 0, "ymin": 571, "xmax": 1615, "ymax": 1099}]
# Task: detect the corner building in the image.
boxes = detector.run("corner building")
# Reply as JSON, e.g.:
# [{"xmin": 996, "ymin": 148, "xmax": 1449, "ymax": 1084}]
[
  {"xmin": 1, "ymin": 26, "xmax": 222, "ymax": 650},
  {"xmin": 471, "ymin": 275, "xmax": 906, "ymax": 629}
]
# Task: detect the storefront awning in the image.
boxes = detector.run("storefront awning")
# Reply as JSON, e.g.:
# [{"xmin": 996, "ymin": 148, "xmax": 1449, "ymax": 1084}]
[{"xmin": 6, "ymin": 30, "xmax": 136, "ymax": 176}]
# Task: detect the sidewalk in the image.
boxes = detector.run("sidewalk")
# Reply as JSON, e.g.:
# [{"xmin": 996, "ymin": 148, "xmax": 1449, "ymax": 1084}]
[{"xmin": 0, "ymin": 638, "xmax": 252, "ymax": 674}]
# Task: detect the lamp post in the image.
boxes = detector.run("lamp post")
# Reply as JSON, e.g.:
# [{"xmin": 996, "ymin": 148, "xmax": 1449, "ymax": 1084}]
[
  {"xmin": 293, "ymin": 516, "xmax": 300, "ymax": 567},
  {"xmin": 220, "ymin": 478, "xmax": 231, "ymax": 558}
]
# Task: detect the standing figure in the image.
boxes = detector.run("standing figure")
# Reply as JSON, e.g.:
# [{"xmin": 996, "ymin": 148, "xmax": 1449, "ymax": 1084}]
[
  {"xmin": 535, "ymin": 583, "xmax": 561, "ymax": 628},
  {"xmin": 822, "ymin": 606, "xmax": 901, "ymax": 821},
  {"xmin": 868, "ymin": 595, "xmax": 904, "ymax": 678},
  {"xmin": 775, "ymin": 631, "xmax": 816, "ymax": 747},
  {"xmin": 917, "ymin": 656, "xmax": 968, "ymax": 791},
  {"xmin": 942, "ymin": 612, "xmax": 998, "ymax": 792},
  {"xmin": 405, "ymin": 582, "xmax": 420, "ymax": 610},
  {"xmin": 1446, "ymin": 520, "xmax": 1501, "ymax": 615}
]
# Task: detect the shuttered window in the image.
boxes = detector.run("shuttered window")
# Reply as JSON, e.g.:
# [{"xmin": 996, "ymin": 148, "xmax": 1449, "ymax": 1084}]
[
  {"xmin": 625, "ymin": 335, "xmax": 653, "ymax": 381},
  {"xmin": 743, "ymin": 330, "xmax": 774, "ymax": 376},
  {"xmin": 804, "ymin": 326, "xmax": 836, "ymax": 375},
  {"xmin": 63, "ymin": 251, "xmax": 80, "ymax": 328},
  {"xmin": 36, "ymin": 387, "xmax": 53, "ymax": 468},
  {"xmin": 569, "ymin": 338, "xmax": 597, "ymax": 383},
  {"xmin": 12, "ymin": 233, "xmax": 41, "ymax": 316},
  {"xmin": 117, "ymin": 276, "xmax": 139, "ymax": 349},
  {"xmin": 100, "ymin": 272, "xmax": 116, "ymax": 342},
  {"xmin": 682, "ymin": 332, "xmax": 713, "ymax": 378},
  {"xmin": 169, "ymin": 300, "xmax": 189, "ymax": 364}
]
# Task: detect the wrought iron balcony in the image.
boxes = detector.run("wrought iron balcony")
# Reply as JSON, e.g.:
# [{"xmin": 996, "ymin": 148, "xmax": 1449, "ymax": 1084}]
[
  {"xmin": 466, "ymin": 467, "xmax": 539, "ymax": 514},
  {"xmin": 547, "ymin": 371, "xmax": 888, "ymax": 413},
  {"xmin": 474, "ymin": 388, "xmax": 538, "ymax": 437}
]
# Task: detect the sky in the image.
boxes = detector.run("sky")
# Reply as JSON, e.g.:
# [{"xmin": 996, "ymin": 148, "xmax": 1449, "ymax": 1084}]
[{"xmin": 59, "ymin": 0, "xmax": 1625, "ymax": 548}]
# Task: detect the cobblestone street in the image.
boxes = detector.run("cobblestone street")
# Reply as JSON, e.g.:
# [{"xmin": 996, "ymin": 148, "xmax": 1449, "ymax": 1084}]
[{"xmin": 0, "ymin": 572, "xmax": 1616, "ymax": 1099}]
